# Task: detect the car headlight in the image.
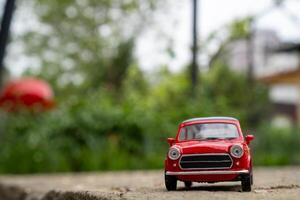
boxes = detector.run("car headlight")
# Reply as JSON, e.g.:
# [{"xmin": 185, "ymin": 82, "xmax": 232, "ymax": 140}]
[
  {"xmin": 168, "ymin": 147, "xmax": 181, "ymax": 160},
  {"xmin": 230, "ymin": 145, "xmax": 244, "ymax": 158}
]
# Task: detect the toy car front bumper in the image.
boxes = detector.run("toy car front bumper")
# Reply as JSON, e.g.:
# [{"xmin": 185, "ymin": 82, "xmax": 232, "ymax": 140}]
[{"xmin": 165, "ymin": 169, "xmax": 249, "ymax": 175}]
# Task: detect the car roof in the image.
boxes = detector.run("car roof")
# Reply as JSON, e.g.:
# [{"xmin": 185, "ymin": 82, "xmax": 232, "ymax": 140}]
[{"xmin": 182, "ymin": 117, "xmax": 238, "ymax": 124}]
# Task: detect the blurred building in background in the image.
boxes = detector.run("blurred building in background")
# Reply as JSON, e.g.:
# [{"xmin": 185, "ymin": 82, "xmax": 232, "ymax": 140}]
[
  {"xmin": 225, "ymin": 29, "xmax": 300, "ymax": 126},
  {"xmin": 262, "ymin": 43, "xmax": 300, "ymax": 126}
]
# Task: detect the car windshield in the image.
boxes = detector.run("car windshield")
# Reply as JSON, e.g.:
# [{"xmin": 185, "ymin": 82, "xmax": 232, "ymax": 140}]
[{"xmin": 178, "ymin": 123, "xmax": 239, "ymax": 141}]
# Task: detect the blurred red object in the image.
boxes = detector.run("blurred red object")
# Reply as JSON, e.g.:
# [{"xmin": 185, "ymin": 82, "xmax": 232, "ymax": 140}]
[{"xmin": 0, "ymin": 78, "xmax": 54, "ymax": 112}]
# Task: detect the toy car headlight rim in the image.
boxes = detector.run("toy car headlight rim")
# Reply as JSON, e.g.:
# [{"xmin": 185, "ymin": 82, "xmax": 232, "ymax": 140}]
[
  {"xmin": 230, "ymin": 145, "xmax": 244, "ymax": 158},
  {"xmin": 168, "ymin": 147, "xmax": 181, "ymax": 160}
]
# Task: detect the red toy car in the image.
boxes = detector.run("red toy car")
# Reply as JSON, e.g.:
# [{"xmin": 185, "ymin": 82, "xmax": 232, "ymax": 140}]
[{"xmin": 164, "ymin": 117, "xmax": 254, "ymax": 192}]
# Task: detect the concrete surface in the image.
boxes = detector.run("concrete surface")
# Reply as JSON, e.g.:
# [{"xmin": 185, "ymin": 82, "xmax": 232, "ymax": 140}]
[{"xmin": 0, "ymin": 167, "xmax": 300, "ymax": 200}]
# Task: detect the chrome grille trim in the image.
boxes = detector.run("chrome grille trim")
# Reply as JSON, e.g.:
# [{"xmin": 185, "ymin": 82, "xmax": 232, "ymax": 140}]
[{"xmin": 166, "ymin": 169, "xmax": 248, "ymax": 175}]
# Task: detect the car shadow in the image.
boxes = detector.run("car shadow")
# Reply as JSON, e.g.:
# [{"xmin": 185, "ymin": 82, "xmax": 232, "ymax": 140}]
[{"xmin": 176, "ymin": 184, "xmax": 241, "ymax": 192}]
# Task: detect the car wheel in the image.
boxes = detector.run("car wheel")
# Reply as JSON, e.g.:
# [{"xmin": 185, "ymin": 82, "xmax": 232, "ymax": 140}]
[
  {"xmin": 184, "ymin": 181, "xmax": 192, "ymax": 188},
  {"xmin": 250, "ymin": 167, "xmax": 253, "ymax": 185},
  {"xmin": 165, "ymin": 172, "xmax": 177, "ymax": 191},
  {"xmin": 241, "ymin": 174, "xmax": 252, "ymax": 192}
]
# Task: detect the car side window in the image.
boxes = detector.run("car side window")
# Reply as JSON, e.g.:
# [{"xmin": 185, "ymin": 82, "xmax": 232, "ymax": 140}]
[{"xmin": 179, "ymin": 127, "xmax": 187, "ymax": 140}]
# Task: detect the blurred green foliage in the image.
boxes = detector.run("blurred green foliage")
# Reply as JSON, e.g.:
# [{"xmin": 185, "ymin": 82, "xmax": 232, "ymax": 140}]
[
  {"xmin": 254, "ymin": 125, "xmax": 300, "ymax": 166},
  {"xmin": 21, "ymin": 0, "xmax": 158, "ymax": 94},
  {"xmin": 1, "ymin": 64, "xmax": 292, "ymax": 174}
]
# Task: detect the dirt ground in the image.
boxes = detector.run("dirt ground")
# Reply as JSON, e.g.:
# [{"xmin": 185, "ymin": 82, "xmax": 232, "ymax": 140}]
[{"xmin": 0, "ymin": 166, "xmax": 300, "ymax": 200}]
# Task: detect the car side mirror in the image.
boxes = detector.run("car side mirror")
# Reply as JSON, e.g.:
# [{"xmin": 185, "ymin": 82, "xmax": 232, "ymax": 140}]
[
  {"xmin": 167, "ymin": 138, "xmax": 176, "ymax": 146},
  {"xmin": 245, "ymin": 135, "xmax": 254, "ymax": 145}
]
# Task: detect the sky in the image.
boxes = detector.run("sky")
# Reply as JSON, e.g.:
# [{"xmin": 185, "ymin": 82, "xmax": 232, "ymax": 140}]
[
  {"xmin": 4, "ymin": 0, "xmax": 300, "ymax": 76},
  {"xmin": 136, "ymin": 0, "xmax": 300, "ymax": 72}
]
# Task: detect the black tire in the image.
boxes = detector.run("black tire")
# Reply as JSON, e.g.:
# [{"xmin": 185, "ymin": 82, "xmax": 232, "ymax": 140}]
[
  {"xmin": 241, "ymin": 174, "xmax": 252, "ymax": 192},
  {"xmin": 250, "ymin": 167, "xmax": 253, "ymax": 185},
  {"xmin": 165, "ymin": 172, "xmax": 177, "ymax": 191},
  {"xmin": 184, "ymin": 181, "xmax": 192, "ymax": 188}
]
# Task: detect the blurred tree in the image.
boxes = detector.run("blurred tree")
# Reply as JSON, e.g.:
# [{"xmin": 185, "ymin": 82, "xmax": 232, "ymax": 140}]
[
  {"xmin": 21, "ymin": 0, "xmax": 157, "ymax": 95},
  {"xmin": 103, "ymin": 39, "xmax": 134, "ymax": 92},
  {"xmin": 203, "ymin": 64, "xmax": 270, "ymax": 128},
  {"xmin": 229, "ymin": 17, "xmax": 252, "ymax": 40},
  {"xmin": 208, "ymin": 17, "xmax": 252, "ymax": 69},
  {"xmin": 0, "ymin": 2, "xmax": 282, "ymax": 174},
  {"xmin": 0, "ymin": 0, "xmax": 16, "ymax": 86}
]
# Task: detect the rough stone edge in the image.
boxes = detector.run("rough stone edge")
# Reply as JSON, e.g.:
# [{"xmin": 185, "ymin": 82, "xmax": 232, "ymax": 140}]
[
  {"xmin": 0, "ymin": 183, "xmax": 122, "ymax": 200},
  {"xmin": 0, "ymin": 183, "xmax": 28, "ymax": 200}
]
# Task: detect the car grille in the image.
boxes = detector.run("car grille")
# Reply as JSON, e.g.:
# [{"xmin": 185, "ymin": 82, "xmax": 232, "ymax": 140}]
[{"xmin": 179, "ymin": 154, "xmax": 233, "ymax": 170}]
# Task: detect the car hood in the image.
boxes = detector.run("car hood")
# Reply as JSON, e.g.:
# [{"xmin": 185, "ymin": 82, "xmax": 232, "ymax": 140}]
[{"xmin": 174, "ymin": 139, "xmax": 242, "ymax": 154}]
